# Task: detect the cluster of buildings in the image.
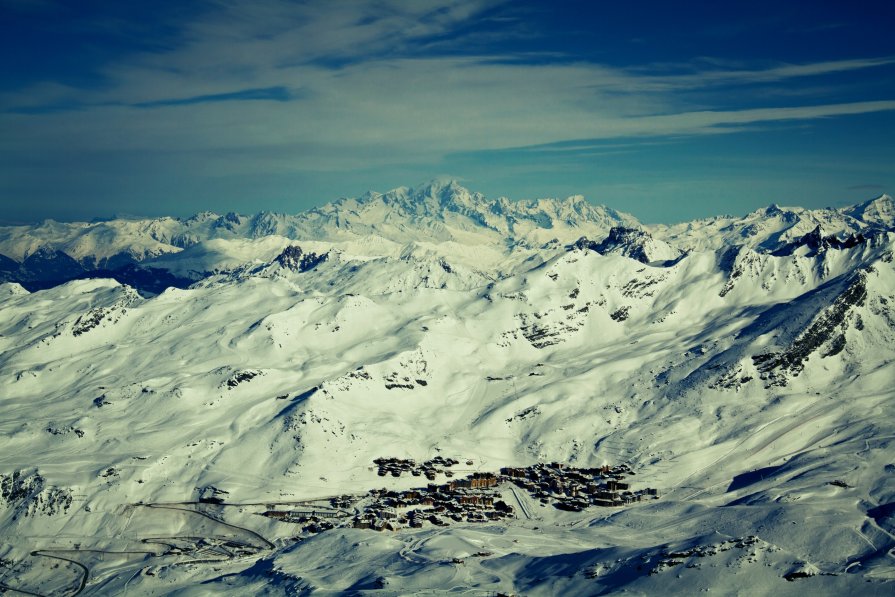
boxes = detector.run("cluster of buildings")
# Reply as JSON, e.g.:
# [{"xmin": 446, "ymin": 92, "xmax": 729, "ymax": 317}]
[
  {"xmin": 353, "ymin": 472, "xmax": 511, "ymax": 531},
  {"xmin": 501, "ymin": 462, "xmax": 657, "ymax": 511},
  {"xmin": 374, "ymin": 456, "xmax": 465, "ymax": 480},
  {"xmin": 261, "ymin": 509, "xmax": 341, "ymax": 534},
  {"xmin": 264, "ymin": 459, "xmax": 658, "ymax": 536}
]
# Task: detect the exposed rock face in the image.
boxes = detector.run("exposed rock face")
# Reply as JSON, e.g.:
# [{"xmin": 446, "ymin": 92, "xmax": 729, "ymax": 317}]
[
  {"xmin": 224, "ymin": 369, "xmax": 262, "ymax": 389},
  {"xmin": 0, "ymin": 470, "xmax": 73, "ymax": 517},
  {"xmin": 569, "ymin": 236, "xmax": 601, "ymax": 252},
  {"xmin": 275, "ymin": 246, "xmax": 328, "ymax": 272},
  {"xmin": 569, "ymin": 227, "xmax": 681, "ymax": 264},
  {"xmin": 596, "ymin": 227, "xmax": 654, "ymax": 263},
  {"xmin": 752, "ymin": 271, "xmax": 868, "ymax": 386},
  {"xmin": 719, "ymin": 247, "xmax": 763, "ymax": 297},
  {"xmin": 771, "ymin": 225, "xmax": 870, "ymax": 257}
]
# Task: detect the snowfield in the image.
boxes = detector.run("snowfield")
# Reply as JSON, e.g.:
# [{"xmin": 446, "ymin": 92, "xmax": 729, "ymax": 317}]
[{"xmin": 0, "ymin": 182, "xmax": 893, "ymax": 595}]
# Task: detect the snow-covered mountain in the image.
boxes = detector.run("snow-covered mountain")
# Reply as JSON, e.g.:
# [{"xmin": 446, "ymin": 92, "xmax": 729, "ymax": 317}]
[
  {"xmin": 0, "ymin": 180, "xmax": 639, "ymax": 282},
  {"xmin": 2, "ymin": 182, "xmax": 891, "ymax": 292},
  {"xmin": 0, "ymin": 184, "xmax": 894, "ymax": 595},
  {"xmin": 652, "ymin": 194, "xmax": 895, "ymax": 252}
]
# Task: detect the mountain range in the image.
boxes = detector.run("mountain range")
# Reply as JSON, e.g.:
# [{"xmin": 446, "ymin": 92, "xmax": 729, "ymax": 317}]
[
  {"xmin": 0, "ymin": 181, "xmax": 893, "ymax": 595},
  {"xmin": 2, "ymin": 180, "xmax": 891, "ymax": 289}
]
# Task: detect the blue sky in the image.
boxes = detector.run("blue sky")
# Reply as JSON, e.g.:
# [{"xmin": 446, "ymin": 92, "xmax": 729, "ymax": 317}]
[{"xmin": 1, "ymin": 0, "xmax": 894, "ymax": 224}]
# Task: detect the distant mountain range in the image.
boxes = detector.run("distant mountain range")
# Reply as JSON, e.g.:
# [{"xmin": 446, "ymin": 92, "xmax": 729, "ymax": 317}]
[{"xmin": 0, "ymin": 180, "xmax": 891, "ymax": 293}]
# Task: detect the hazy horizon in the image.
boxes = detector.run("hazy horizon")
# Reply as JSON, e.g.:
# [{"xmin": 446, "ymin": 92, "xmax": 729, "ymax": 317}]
[{"xmin": 0, "ymin": 178, "xmax": 891, "ymax": 228}]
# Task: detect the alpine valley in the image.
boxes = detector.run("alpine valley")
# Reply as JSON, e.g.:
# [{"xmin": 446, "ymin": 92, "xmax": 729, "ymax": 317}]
[{"xmin": 1, "ymin": 180, "xmax": 894, "ymax": 595}]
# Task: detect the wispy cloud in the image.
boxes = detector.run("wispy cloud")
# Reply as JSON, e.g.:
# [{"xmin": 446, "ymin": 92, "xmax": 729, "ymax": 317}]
[
  {"xmin": 620, "ymin": 56, "xmax": 895, "ymax": 92},
  {"xmin": 132, "ymin": 86, "xmax": 296, "ymax": 108},
  {"xmin": 2, "ymin": 0, "xmax": 894, "ymax": 190}
]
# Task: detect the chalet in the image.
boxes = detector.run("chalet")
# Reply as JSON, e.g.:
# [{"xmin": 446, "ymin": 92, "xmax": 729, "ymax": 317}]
[
  {"xmin": 500, "ymin": 467, "xmax": 526, "ymax": 478},
  {"xmin": 470, "ymin": 473, "xmax": 497, "ymax": 488}
]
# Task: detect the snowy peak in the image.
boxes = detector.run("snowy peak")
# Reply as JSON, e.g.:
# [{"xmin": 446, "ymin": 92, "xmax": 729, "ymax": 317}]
[
  {"xmin": 841, "ymin": 193, "xmax": 895, "ymax": 227},
  {"xmin": 387, "ymin": 179, "xmax": 476, "ymax": 208},
  {"xmin": 340, "ymin": 179, "xmax": 639, "ymax": 235},
  {"xmin": 374, "ymin": 180, "xmax": 490, "ymax": 224}
]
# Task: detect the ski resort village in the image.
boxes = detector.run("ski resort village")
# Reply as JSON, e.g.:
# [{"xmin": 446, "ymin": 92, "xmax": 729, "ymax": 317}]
[{"xmin": 259, "ymin": 459, "xmax": 657, "ymax": 535}]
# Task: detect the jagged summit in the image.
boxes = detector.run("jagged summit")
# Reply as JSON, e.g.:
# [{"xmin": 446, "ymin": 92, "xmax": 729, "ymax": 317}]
[
  {"xmin": 569, "ymin": 226, "xmax": 683, "ymax": 264},
  {"xmin": 295, "ymin": 179, "xmax": 642, "ymax": 251},
  {"xmin": 356, "ymin": 179, "xmax": 490, "ymax": 221},
  {"xmin": 323, "ymin": 179, "xmax": 637, "ymax": 231},
  {"xmin": 770, "ymin": 225, "xmax": 872, "ymax": 257}
]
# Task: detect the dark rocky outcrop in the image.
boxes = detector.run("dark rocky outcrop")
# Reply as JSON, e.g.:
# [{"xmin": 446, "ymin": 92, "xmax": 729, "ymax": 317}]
[
  {"xmin": 569, "ymin": 227, "xmax": 680, "ymax": 264},
  {"xmin": 276, "ymin": 245, "xmax": 328, "ymax": 272},
  {"xmin": 0, "ymin": 470, "xmax": 73, "ymax": 517},
  {"xmin": 752, "ymin": 271, "xmax": 868, "ymax": 385},
  {"xmin": 594, "ymin": 227, "xmax": 654, "ymax": 263},
  {"xmin": 771, "ymin": 225, "xmax": 871, "ymax": 257}
]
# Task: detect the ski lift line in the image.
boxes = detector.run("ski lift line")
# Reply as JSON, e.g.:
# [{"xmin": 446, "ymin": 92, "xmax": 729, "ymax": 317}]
[{"xmin": 853, "ymin": 529, "xmax": 877, "ymax": 551}]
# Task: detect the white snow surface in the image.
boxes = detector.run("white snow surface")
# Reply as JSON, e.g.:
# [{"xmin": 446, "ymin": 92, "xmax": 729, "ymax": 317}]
[{"xmin": 0, "ymin": 184, "xmax": 894, "ymax": 595}]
